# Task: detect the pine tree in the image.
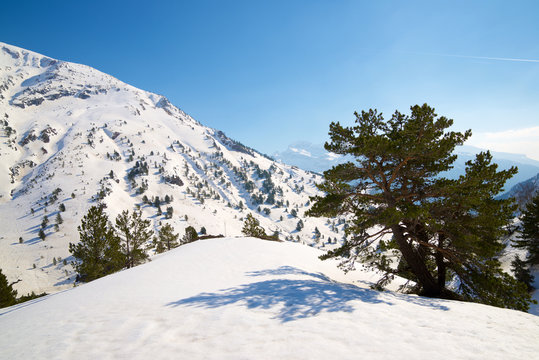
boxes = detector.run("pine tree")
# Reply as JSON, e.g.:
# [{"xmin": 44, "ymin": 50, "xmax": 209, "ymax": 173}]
[
  {"xmin": 513, "ymin": 193, "xmax": 539, "ymax": 265},
  {"xmin": 115, "ymin": 210, "xmax": 153, "ymax": 268},
  {"xmin": 307, "ymin": 104, "xmax": 533, "ymax": 311},
  {"xmin": 0, "ymin": 268, "xmax": 17, "ymax": 308},
  {"xmin": 165, "ymin": 206, "xmax": 173, "ymax": 219},
  {"xmin": 55, "ymin": 212, "xmax": 63, "ymax": 225},
  {"xmin": 183, "ymin": 226, "xmax": 198, "ymax": 243},
  {"xmin": 511, "ymin": 255, "xmax": 535, "ymax": 292},
  {"xmin": 69, "ymin": 206, "xmax": 124, "ymax": 282},
  {"xmin": 156, "ymin": 223, "xmax": 180, "ymax": 253},
  {"xmin": 241, "ymin": 213, "xmax": 267, "ymax": 238},
  {"xmin": 314, "ymin": 227, "xmax": 321, "ymax": 241},
  {"xmin": 38, "ymin": 229, "xmax": 46, "ymax": 241}
]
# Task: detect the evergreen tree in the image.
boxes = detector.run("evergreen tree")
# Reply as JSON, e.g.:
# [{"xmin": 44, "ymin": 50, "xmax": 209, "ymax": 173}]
[
  {"xmin": 38, "ymin": 229, "xmax": 46, "ymax": 241},
  {"xmin": 59, "ymin": 203, "xmax": 66, "ymax": 212},
  {"xmin": 241, "ymin": 213, "xmax": 267, "ymax": 238},
  {"xmin": 55, "ymin": 212, "xmax": 63, "ymax": 225},
  {"xmin": 156, "ymin": 223, "xmax": 180, "ymax": 253},
  {"xmin": 513, "ymin": 193, "xmax": 539, "ymax": 265},
  {"xmin": 69, "ymin": 206, "xmax": 124, "ymax": 282},
  {"xmin": 165, "ymin": 206, "xmax": 173, "ymax": 219},
  {"xmin": 183, "ymin": 226, "xmax": 198, "ymax": 243},
  {"xmin": 314, "ymin": 227, "xmax": 321, "ymax": 241},
  {"xmin": 296, "ymin": 219, "xmax": 304, "ymax": 231},
  {"xmin": 511, "ymin": 255, "xmax": 535, "ymax": 292},
  {"xmin": 115, "ymin": 210, "xmax": 153, "ymax": 268},
  {"xmin": 41, "ymin": 215, "xmax": 48, "ymax": 228},
  {"xmin": 0, "ymin": 268, "xmax": 17, "ymax": 308},
  {"xmin": 307, "ymin": 104, "xmax": 533, "ymax": 311}
]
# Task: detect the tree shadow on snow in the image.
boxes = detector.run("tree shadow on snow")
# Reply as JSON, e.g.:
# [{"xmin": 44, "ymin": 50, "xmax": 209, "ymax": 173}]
[{"xmin": 166, "ymin": 266, "xmax": 448, "ymax": 322}]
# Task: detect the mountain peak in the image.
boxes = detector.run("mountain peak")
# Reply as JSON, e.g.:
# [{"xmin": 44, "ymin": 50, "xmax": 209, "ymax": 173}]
[{"xmin": 0, "ymin": 43, "xmax": 342, "ymax": 296}]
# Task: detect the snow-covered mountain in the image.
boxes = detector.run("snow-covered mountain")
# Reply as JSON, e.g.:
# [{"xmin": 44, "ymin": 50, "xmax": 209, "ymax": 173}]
[
  {"xmin": 273, "ymin": 141, "xmax": 348, "ymax": 174},
  {"xmin": 274, "ymin": 142, "xmax": 539, "ymax": 192},
  {"xmin": 1, "ymin": 237, "xmax": 538, "ymax": 359},
  {"xmin": 0, "ymin": 43, "xmax": 345, "ymax": 295},
  {"xmin": 500, "ymin": 172, "xmax": 539, "ymax": 210}
]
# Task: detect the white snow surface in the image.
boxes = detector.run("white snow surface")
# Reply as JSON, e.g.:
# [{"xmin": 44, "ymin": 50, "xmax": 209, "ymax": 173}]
[{"xmin": 1, "ymin": 237, "xmax": 538, "ymax": 360}]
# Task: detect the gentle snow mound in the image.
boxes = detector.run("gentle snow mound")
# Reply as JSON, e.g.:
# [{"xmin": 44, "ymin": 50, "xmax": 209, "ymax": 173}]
[{"xmin": 1, "ymin": 237, "xmax": 538, "ymax": 360}]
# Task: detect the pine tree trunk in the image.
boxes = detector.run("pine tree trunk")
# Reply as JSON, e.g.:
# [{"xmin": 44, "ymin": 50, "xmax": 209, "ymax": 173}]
[{"xmin": 392, "ymin": 224, "xmax": 441, "ymax": 297}]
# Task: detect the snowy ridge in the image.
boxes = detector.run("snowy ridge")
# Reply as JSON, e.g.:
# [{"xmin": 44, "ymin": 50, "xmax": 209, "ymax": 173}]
[
  {"xmin": 0, "ymin": 42, "xmax": 345, "ymax": 295},
  {"xmin": 1, "ymin": 238, "xmax": 538, "ymax": 359}
]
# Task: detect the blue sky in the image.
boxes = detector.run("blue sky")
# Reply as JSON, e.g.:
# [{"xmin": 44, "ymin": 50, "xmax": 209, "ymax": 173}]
[{"xmin": 2, "ymin": 0, "xmax": 539, "ymax": 158}]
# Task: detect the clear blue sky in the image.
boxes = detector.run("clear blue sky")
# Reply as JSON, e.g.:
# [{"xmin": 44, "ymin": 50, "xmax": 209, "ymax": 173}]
[{"xmin": 2, "ymin": 0, "xmax": 539, "ymax": 158}]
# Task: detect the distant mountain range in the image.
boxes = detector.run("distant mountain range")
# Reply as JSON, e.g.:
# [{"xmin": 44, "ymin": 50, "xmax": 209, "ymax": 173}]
[{"xmin": 274, "ymin": 142, "xmax": 539, "ymax": 193}]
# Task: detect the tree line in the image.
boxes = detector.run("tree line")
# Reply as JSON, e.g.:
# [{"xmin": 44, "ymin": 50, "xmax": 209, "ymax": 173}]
[{"xmin": 69, "ymin": 206, "xmax": 198, "ymax": 282}]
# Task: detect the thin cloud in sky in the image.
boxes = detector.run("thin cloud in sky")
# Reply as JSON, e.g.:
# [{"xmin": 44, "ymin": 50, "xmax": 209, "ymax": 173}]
[
  {"xmin": 411, "ymin": 52, "xmax": 539, "ymax": 63},
  {"xmin": 467, "ymin": 126, "xmax": 539, "ymax": 161}
]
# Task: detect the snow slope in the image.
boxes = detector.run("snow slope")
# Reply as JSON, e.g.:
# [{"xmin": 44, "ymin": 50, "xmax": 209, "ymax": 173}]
[
  {"xmin": 0, "ymin": 237, "xmax": 537, "ymax": 360},
  {"xmin": 0, "ymin": 42, "xmax": 346, "ymax": 295}
]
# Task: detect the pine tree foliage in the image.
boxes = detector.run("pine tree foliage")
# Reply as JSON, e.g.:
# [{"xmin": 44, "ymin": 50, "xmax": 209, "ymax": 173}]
[
  {"xmin": 513, "ymin": 193, "xmax": 539, "ymax": 265},
  {"xmin": 69, "ymin": 206, "xmax": 124, "ymax": 282},
  {"xmin": 0, "ymin": 268, "xmax": 17, "ymax": 308},
  {"xmin": 115, "ymin": 210, "xmax": 153, "ymax": 268},
  {"xmin": 511, "ymin": 255, "xmax": 535, "ymax": 292},
  {"xmin": 307, "ymin": 104, "xmax": 533, "ymax": 311},
  {"xmin": 183, "ymin": 226, "xmax": 198, "ymax": 243},
  {"xmin": 241, "ymin": 213, "xmax": 267, "ymax": 238},
  {"xmin": 155, "ymin": 223, "xmax": 180, "ymax": 253}
]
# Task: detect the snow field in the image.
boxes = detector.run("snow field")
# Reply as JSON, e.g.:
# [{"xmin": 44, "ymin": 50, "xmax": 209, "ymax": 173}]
[{"xmin": 1, "ymin": 238, "xmax": 538, "ymax": 360}]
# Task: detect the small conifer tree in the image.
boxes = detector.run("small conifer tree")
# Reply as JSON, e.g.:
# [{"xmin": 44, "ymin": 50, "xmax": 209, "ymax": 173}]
[
  {"xmin": 0, "ymin": 268, "xmax": 17, "ymax": 308},
  {"xmin": 183, "ymin": 226, "xmax": 199, "ymax": 243},
  {"xmin": 115, "ymin": 210, "xmax": 153, "ymax": 269},
  {"xmin": 69, "ymin": 206, "xmax": 124, "ymax": 282},
  {"xmin": 241, "ymin": 213, "xmax": 267, "ymax": 238},
  {"xmin": 155, "ymin": 223, "xmax": 180, "ymax": 253}
]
